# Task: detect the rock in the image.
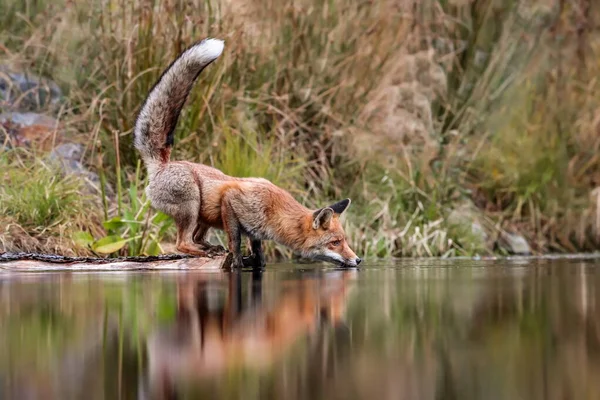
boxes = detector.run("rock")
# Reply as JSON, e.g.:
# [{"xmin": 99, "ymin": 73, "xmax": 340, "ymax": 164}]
[
  {"xmin": 499, "ymin": 232, "xmax": 531, "ymax": 255},
  {"xmin": 49, "ymin": 143, "xmax": 112, "ymax": 196},
  {"xmin": 0, "ymin": 112, "xmax": 61, "ymax": 151},
  {"xmin": 473, "ymin": 50, "xmax": 489, "ymax": 69},
  {"xmin": 391, "ymin": 50, "xmax": 448, "ymax": 100},
  {"xmin": 517, "ymin": 2, "xmax": 557, "ymax": 29},
  {"xmin": 357, "ymin": 46, "xmax": 447, "ymax": 167},
  {"xmin": 0, "ymin": 111, "xmax": 57, "ymax": 127},
  {"xmin": 447, "ymin": 201, "xmax": 489, "ymax": 251},
  {"xmin": 0, "ymin": 111, "xmax": 111, "ymax": 197},
  {"xmin": 51, "ymin": 142, "xmax": 83, "ymax": 161},
  {"xmin": 0, "ymin": 68, "xmax": 62, "ymax": 111}
]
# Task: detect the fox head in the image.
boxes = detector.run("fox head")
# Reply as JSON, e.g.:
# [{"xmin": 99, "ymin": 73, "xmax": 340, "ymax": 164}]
[{"xmin": 303, "ymin": 198, "xmax": 362, "ymax": 267}]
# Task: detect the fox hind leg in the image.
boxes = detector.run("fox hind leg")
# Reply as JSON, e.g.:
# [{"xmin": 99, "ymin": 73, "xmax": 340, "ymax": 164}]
[
  {"xmin": 193, "ymin": 223, "xmax": 226, "ymax": 255},
  {"xmin": 174, "ymin": 202, "xmax": 210, "ymax": 257},
  {"xmin": 146, "ymin": 164, "xmax": 213, "ymax": 257}
]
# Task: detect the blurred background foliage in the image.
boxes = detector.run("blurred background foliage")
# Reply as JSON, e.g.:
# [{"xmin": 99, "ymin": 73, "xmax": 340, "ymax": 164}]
[{"xmin": 0, "ymin": 0, "xmax": 599, "ymax": 258}]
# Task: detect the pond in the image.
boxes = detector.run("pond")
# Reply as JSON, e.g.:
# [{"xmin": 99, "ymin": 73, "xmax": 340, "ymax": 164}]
[{"xmin": 1, "ymin": 257, "xmax": 600, "ymax": 399}]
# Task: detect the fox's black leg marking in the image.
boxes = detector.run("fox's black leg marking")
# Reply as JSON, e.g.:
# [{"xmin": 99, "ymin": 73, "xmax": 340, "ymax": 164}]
[
  {"xmin": 221, "ymin": 201, "xmax": 243, "ymax": 268},
  {"xmin": 251, "ymin": 239, "xmax": 264, "ymax": 263},
  {"xmin": 193, "ymin": 223, "xmax": 226, "ymax": 255},
  {"xmin": 192, "ymin": 223, "xmax": 209, "ymax": 244},
  {"xmin": 228, "ymin": 224, "xmax": 243, "ymax": 268},
  {"xmin": 243, "ymin": 239, "xmax": 266, "ymax": 268}
]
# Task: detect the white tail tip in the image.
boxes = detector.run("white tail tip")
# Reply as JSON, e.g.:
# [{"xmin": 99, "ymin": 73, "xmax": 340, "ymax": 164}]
[{"xmin": 197, "ymin": 38, "xmax": 225, "ymax": 61}]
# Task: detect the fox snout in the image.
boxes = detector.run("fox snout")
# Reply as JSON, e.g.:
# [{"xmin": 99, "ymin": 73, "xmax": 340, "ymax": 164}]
[
  {"xmin": 341, "ymin": 245, "xmax": 362, "ymax": 267},
  {"xmin": 314, "ymin": 241, "xmax": 362, "ymax": 267},
  {"xmin": 338, "ymin": 235, "xmax": 362, "ymax": 267},
  {"xmin": 331, "ymin": 252, "xmax": 362, "ymax": 268},
  {"xmin": 339, "ymin": 242, "xmax": 360, "ymax": 267},
  {"xmin": 345, "ymin": 257, "xmax": 362, "ymax": 267}
]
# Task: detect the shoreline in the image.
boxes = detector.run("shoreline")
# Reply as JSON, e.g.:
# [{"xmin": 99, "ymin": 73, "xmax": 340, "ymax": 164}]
[{"xmin": 2, "ymin": 251, "xmax": 600, "ymax": 273}]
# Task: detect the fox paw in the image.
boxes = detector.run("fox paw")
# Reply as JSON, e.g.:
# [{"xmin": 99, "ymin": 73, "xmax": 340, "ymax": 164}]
[
  {"xmin": 242, "ymin": 255, "xmax": 266, "ymax": 268},
  {"xmin": 223, "ymin": 252, "xmax": 235, "ymax": 269},
  {"xmin": 206, "ymin": 245, "xmax": 227, "ymax": 257},
  {"xmin": 231, "ymin": 258, "xmax": 245, "ymax": 269}
]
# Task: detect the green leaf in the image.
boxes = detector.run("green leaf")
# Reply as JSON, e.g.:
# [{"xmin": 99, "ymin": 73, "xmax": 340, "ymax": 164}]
[
  {"xmin": 152, "ymin": 212, "xmax": 170, "ymax": 224},
  {"xmin": 123, "ymin": 210, "xmax": 135, "ymax": 222},
  {"xmin": 93, "ymin": 235, "xmax": 130, "ymax": 254},
  {"xmin": 158, "ymin": 220, "xmax": 174, "ymax": 236},
  {"xmin": 129, "ymin": 184, "xmax": 138, "ymax": 206},
  {"xmin": 72, "ymin": 231, "xmax": 94, "ymax": 247},
  {"xmin": 146, "ymin": 240, "xmax": 161, "ymax": 256},
  {"xmin": 103, "ymin": 217, "xmax": 125, "ymax": 231}
]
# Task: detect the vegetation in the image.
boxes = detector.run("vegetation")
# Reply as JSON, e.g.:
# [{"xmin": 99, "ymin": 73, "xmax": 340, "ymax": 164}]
[
  {"xmin": 0, "ymin": 148, "xmax": 102, "ymax": 254},
  {"xmin": 0, "ymin": 0, "xmax": 599, "ymax": 258}
]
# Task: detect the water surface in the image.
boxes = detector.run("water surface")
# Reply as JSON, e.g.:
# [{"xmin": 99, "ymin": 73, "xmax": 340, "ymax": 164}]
[{"xmin": 2, "ymin": 258, "xmax": 600, "ymax": 399}]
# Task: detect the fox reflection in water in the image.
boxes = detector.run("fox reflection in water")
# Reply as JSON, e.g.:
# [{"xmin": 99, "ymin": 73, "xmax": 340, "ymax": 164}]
[{"xmin": 142, "ymin": 270, "xmax": 356, "ymax": 398}]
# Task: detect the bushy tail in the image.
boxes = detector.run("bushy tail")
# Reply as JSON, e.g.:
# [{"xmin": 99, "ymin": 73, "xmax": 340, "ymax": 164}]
[{"xmin": 134, "ymin": 38, "xmax": 224, "ymax": 165}]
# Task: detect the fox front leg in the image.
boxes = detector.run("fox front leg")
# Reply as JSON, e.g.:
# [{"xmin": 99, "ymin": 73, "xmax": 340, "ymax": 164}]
[
  {"xmin": 221, "ymin": 202, "xmax": 244, "ymax": 268},
  {"xmin": 243, "ymin": 239, "xmax": 266, "ymax": 268},
  {"xmin": 226, "ymin": 226, "xmax": 244, "ymax": 268}
]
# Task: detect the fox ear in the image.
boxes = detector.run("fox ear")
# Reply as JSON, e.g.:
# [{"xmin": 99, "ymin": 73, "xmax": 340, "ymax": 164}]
[
  {"xmin": 329, "ymin": 198, "xmax": 351, "ymax": 215},
  {"xmin": 313, "ymin": 207, "xmax": 334, "ymax": 230}
]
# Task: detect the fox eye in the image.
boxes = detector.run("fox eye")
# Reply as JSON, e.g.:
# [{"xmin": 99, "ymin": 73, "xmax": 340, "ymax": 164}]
[{"xmin": 331, "ymin": 240, "xmax": 342, "ymax": 246}]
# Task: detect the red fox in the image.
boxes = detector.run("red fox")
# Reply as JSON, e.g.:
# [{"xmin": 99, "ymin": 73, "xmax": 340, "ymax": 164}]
[{"xmin": 133, "ymin": 38, "xmax": 361, "ymax": 268}]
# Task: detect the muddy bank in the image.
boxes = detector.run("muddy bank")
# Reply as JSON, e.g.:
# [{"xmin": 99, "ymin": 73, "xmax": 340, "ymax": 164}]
[{"xmin": 4, "ymin": 252, "xmax": 600, "ymax": 273}]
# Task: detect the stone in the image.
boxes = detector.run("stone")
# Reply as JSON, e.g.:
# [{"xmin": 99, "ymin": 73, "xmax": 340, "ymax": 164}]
[
  {"xmin": 447, "ymin": 201, "xmax": 489, "ymax": 250},
  {"xmin": 0, "ymin": 111, "xmax": 111, "ymax": 197},
  {"xmin": 0, "ymin": 112, "xmax": 61, "ymax": 151},
  {"xmin": 0, "ymin": 111, "xmax": 57, "ymax": 127},
  {"xmin": 0, "ymin": 68, "xmax": 62, "ymax": 111},
  {"xmin": 499, "ymin": 232, "xmax": 532, "ymax": 255},
  {"xmin": 357, "ymin": 46, "xmax": 447, "ymax": 167},
  {"xmin": 49, "ymin": 143, "xmax": 112, "ymax": 196}
]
